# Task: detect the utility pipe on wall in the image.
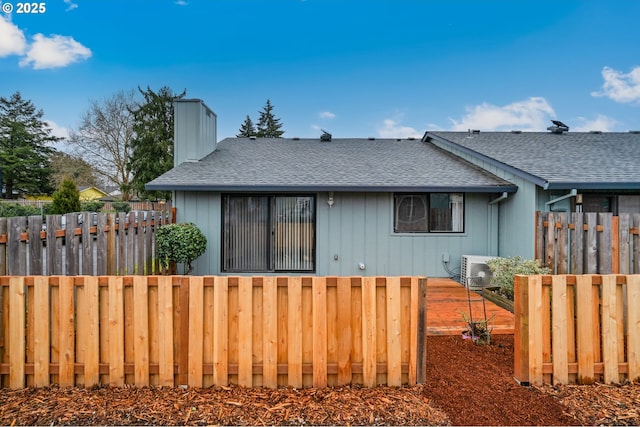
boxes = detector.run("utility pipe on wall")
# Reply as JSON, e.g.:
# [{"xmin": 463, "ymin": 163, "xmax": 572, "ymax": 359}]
[
  {"xmin": 545, "ymin": 189, "xmax": 577, "ymax": 207},
  {"xmin": 489, "ymin": 192, "xmax": 509, "ymax": 205}
]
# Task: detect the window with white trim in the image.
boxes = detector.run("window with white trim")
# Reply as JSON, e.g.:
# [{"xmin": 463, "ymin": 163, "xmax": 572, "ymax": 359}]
[{"xmin": 394, "ymin": 193, "xmax": 464, "ymax": 233}]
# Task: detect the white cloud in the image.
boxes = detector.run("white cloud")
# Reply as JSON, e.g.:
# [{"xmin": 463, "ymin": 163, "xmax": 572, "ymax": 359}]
[
  {"xmin": 0, "ymin": 15, "xmax": 27, "ymax": 57},
  {"xmin": 572, "ymin": 114, "xmax": 619, "ymax": 132},
  {"xmin": 377, "ymin": 119, "xmax": 422, "ymax": 139},
  {"xmin": 19, "ymin": 33, "xmax": 91, "ymax": 69},
  {"xmin": 310, "ymin": 124, "xmax": 322, "ymax": 131},
  {"xmin": 46, "ymin": 120, "xmax": 70, "ymax": 140},
  {"xmin": 63, "ymin": 0, "xmax": 78, "ymax": 11},
  {"xmin": 591, "ymin": 66, "xmax": 640, "ymax": 103},
  {"xmin": 319, "ymin": 111, "xmax": 335, "ymax": 119},
  {"xmin": 449, "ymin": 97, "xmax": 555, "ymax": 131},
  {"xmin": 175, "ymin": 0, "xmax": 188, "ymax": 5}
]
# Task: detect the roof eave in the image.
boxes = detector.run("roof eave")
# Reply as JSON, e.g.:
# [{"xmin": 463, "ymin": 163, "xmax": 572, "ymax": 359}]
[
  {"xmin": 146, "ymin": 183, "xmax": 518, "ymax": 193},
  {"xmin": 544, "ymin": 182, "xmax": 640, "ymax": 191}
]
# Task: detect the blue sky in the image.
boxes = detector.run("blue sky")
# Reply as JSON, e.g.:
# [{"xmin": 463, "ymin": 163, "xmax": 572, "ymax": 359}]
[{"xmin": 1, "ymin": 0, "xmax": 640, "ymax": 146}]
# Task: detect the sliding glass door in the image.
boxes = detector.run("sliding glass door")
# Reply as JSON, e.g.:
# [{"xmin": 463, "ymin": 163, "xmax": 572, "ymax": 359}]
[{"xmin": 223, "ymin": 195, "xmax": 315, "ymax": 272}]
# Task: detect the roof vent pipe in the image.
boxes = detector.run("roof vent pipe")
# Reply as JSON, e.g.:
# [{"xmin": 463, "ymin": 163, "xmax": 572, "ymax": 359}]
[{"xmin": 547, "ymin": 119, "xmax": 569, "ymax": 134}]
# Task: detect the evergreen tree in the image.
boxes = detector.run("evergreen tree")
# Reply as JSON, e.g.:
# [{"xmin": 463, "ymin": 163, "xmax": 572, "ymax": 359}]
[
  {"xmin": 128, "ymin": 86, "xmax": 186, "ymax": 200},
  {"xmin": 0, "ymin": 92, "xmax": 58, "ymax": 199},
  {"xmin": 236, "ymin": 115, "xmax": 256, "ymax": 137},
  {"xmin": 50, "ymin": 178, "xmax": 81, "ymax": 214},
  {"xmin": 255, "ymin": 100, "xmax": 284, "ymax": 138}
]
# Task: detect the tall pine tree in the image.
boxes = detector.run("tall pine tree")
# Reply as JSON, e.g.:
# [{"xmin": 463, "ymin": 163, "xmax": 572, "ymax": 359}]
[
  {"xmin": 0, "ymin": 92, "xmax": 58, "ymax": 199},
  {"xmin": 128, "ymin": 86, "xmax": 186, "ymax": 200},
  {"xmin": 255, "ymin": 100, "xmax": 284, "ymax": 138},
  {"xmin": 236, "ymin": 115, "xmax": 256, "ymax": 137}
]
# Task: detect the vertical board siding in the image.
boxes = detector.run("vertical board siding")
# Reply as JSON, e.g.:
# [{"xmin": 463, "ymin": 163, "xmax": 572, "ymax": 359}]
[
  {"xmin": 536, "ymin": 212, "xmax": 640, "ymax": 275},
  {"xmin": 0, "ymin": 275, "xmax": 423, "ymax": 389},
  {"xmin": 0, "ymin": 211, "xmax": 172, "ymax": 277},
  {"xmin": 515, "ymin": 274, "xmax": 640, "ymax": 386}
]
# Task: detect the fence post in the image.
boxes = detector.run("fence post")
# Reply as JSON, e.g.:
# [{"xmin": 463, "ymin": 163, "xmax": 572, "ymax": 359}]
[
  {"xmin": 7, "ymin": 216, "xmax": 27, "ymax": 275},
  {"xmin": 628, "ymin": 275, "xmax": 640, "ymax": 382},
  {"xmin": 534, "ymin": 211, "xmax": 543, "ymax": 263},
  {"xmin": 107, "ymin": 214, "xmax": 116, "ymax": 275},
  {"xmin": 611, "ymin": 216, "xmax": 619, "ymax": 274},
  {"xmin": 416, "ymin": 277, "xmax": 428, "ymax": 384},
  {"xmin": 176, "ymin": 276, "xmax": 190, "ymax": 386},
  {"xmin": 513, "ymin": 275, "xmax": 530, "ymax": 385},
  {"xmin": 9, "ymin": 277, "xmax": 25, "ymax": 388},
  {"xmin": 0, "ymin": 218, "xmax": 7, "ymax": 275},
  {"xmin": 575, "ymin": 275, "xmax": 595, "ymax": 384}
]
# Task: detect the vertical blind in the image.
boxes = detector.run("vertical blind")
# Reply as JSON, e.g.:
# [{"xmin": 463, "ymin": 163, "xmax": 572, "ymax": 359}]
[
  {"xmin": 274, "ymin": 196, "xmax": 315, "ymax": 271},
  {"xmin": 223, "ymin": 195, "xmax": 315, "ymax": 272},
  {"xmin": 223, "ymin": 196, "xmax": 270, "ymax": 271}
]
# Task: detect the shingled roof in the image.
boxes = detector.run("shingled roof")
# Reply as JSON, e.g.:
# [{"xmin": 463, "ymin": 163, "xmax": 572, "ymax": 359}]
[
  {"xmin": 425, "ymin": 131, "xmax": 640, "ymax": 190},
  {"xmin": 146, "ymin": 137, "xmax": 517, "ymax": 193}
]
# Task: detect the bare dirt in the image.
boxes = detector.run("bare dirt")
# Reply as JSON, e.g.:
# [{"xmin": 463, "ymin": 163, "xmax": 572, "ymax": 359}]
[{"xmin": 1, "ymin": 334, "xmax": 638, "ymax": 426}]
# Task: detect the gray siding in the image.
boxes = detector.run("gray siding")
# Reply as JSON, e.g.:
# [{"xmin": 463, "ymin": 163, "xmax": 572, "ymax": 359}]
[
  {"xmin": 173, "ymin": 190, "xmax": 499, "ymax": 278},
  {"xmin": 173, "ymin": 100, "xmax": 217, "ymax": 166},
  {"xmin": 428, "ymin": 139, "xmax": 537, "ymax": 259},
  {"xmin": 317, "ymin": 192, "xmax": 498, "ymax": 277},
  {"xmin": 173, "ymin": 191, "xmax": 221, "ymax": 274}
]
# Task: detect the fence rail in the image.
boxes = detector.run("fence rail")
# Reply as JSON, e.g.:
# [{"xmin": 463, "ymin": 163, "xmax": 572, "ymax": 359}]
[
  {"xmin": 535, "ymin": 211, "xmax": 640, "ymax": 275},
  {"xmin": 0, "ymin": 275, "xmax": 428, "ymax": 389},
  {"xmin": 0, "ymin": 210, "xmax": 173, "ymax": 276},
  {"xmin": 514, "ymin": 274, "xmax": 640, "ymax": 386},
  {"xmin": 0, "ymin": 200, "xmax": 172, "ymax": 212}
]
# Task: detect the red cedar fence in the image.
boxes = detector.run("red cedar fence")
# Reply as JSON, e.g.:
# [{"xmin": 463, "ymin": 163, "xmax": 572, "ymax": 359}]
[
  {"xmin": 514, "ymin": 274, "xmax": 640, "ymax": 386},
  {"xmin": 535, "ymin": 212, "xmax": 640, "ymax": 275},
  {"xmin": 0, "ymin": 210, "xmax": 174, "ymax": 276},
  {"xmin": 0, "ymin": 276, "xmax": 428, "ymax": 389}
]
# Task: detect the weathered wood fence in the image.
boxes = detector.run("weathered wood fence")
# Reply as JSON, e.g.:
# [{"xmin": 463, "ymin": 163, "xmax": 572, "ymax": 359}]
[
  {"xmin": 0, "ymin": 210, "xmax": 173, "ymax": 276},
  {"xmin": 0, "ymin": 276, "xmax": 428, "ymax": 389},
  {"xmin": 514, "ymin": 274, "xmax": 640, "ymax": 386},
  {"xmin": 0, "ymin": 200, "xmax": 171, "ymax": 212},
  {"xmin": 535, "ymin": 212, "xmax": 640, "ymax": 274}
]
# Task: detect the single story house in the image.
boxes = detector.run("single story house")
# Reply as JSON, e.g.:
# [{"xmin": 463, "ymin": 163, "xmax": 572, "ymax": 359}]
[
  {"xmin": 423, "ymin": 129, "xmax": 640, "ymax": 260},
  {"xmin": 79, "ymin": 186, "xmax": 109, "ymax": 201},
  {"xmin": 146, "ymin": 99, "xmax": 640, "ymax": 277}
]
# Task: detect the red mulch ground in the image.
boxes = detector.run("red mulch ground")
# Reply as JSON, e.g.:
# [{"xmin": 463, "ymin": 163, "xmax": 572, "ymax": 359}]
[{"xmin": 1, "ymin": 334, "xmax": 638, "ymax": 425}]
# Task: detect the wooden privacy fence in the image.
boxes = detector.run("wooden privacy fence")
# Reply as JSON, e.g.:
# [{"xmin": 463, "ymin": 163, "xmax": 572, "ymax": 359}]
[
  {"xmin": 514, "ymin": 274, "xmax": 640, "ymax": 386},
  {"xmin": 0, "ymin": 276, "xmax": 428, "ymax": 389},
  {"xmin": 0, "ymin": 210, "xmax": 173, "ymax": 276},
  {"xmin": 535, "ymin": 211, "xmax": 640, "ymax": 275}
]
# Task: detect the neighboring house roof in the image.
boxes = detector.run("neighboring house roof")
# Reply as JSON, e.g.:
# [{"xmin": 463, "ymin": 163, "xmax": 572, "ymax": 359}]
[
  {"xmin": 425, "ymin": 131, "xmax": 640, "ymax": 190},
  {"xmin": 146, "ymin": 137, "xmax": 517, "ymax": 193}
]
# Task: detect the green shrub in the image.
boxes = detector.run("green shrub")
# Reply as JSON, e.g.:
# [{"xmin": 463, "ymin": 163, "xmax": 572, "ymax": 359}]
[
  {"xmin": 0, "ymin": 203, "xmax": 42, "ymax": 217},
  {"xmin": 155, "ymin": 222, "xmax": 207, "ymax": 274},
  {"xmin": 81, "ymin": 201, "xmax": 105, "ymax": 212},
  {"xmin": 50, "ymin": 178, "xmax": 81, "ymax": 215},
  {"xmin": 111, "ymin": 201, "xmax": 131, "ymax": 213},
  {"xmin": 486, "ymin": 256, "xmax": 550, "ymax": 300}
]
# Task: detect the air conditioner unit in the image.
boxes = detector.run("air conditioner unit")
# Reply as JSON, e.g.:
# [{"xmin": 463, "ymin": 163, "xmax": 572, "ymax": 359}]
[{"xmin": 460, "ymin": 255, "xmax": 498, "ymax": 290}]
